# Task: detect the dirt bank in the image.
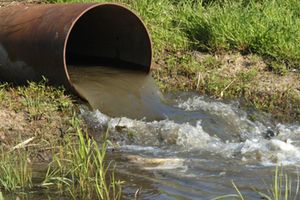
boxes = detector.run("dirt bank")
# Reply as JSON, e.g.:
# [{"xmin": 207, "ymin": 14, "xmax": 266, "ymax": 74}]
[
  {"xmin": 153, "ymin": 51, "xmax": 300, "ymax": 122},
  {"xmin": 0, "ymin": 82, "xmax": 82, "ymax": 162}
]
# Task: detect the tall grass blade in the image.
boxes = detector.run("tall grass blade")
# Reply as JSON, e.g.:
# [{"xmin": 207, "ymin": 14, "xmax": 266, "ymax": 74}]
[{"xmin": 231, "ymin": 180, "xmax": 244, "ymax": 200}]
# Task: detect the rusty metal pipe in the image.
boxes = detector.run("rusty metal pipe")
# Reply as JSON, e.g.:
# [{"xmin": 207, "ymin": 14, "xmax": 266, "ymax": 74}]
[{"xmin": 0, "ymin": 3, "xmax": 152, "ymax": 94}]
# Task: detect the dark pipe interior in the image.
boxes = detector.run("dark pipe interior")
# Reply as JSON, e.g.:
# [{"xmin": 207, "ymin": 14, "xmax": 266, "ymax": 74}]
[{"xmin": 66, "ymin": 4, "xmax": 152, "ymax": 71}]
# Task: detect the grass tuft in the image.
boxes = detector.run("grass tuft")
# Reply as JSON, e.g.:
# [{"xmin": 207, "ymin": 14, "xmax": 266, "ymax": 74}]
[
  {"xmin": 256, "ymin": 167, "xmax": 300, "ymax": 200},
  {"xmin": 177, "ymin": 0, "xmax": 300, "ymax": 67},
  {"xmin": 42, "ymin": 117, "xmax": 122, "ymax": 199},
  {"xmin": 16, "ymin": 78, "xmax": 73, "ymax": 121},
  {"xmin": 0, "ymin": 80, "xmax": 122, "ymax": 199},
  {"xmin": 0, "ymin": 148, "xmax": 32, "ymax": 191},
  {"xmin": 214, "ymin": 166, "xmax": 300, "ymax": 200}
]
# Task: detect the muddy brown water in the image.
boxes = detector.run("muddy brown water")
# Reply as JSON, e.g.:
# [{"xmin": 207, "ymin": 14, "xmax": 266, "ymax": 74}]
[
  {"xmin": 5, "ymin": 65, "xmax": 300, "ymax": 199},
  {"xmin": 68, "ymin": 65, "xmax": 300, "ymax": 200},
  {"xmin": 68, "ymin": 65, "xmax": 167, "ymax": 121}
]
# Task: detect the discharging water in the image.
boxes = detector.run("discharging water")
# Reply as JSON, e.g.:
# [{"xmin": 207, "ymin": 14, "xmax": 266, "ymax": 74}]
[
  {"xmin": 68, "ymin": 66, "xmax": 168, "ymax": 120},
  {"xmin": 70, "ymin": 65, "xmax": 300, "ymax": 199}
]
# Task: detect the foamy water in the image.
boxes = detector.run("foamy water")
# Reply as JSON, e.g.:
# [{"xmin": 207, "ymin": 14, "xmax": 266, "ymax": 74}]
[
  {"xmin": 80, "ymin": 95, "xmax": 300, "ymax": 199},
  {"xmin": 81, "ymin": 95, "xmax": 300, "ymax": 167},
  {"xmin": 69, "ymin": 66, "xmax": 300, "ymax": 199}
]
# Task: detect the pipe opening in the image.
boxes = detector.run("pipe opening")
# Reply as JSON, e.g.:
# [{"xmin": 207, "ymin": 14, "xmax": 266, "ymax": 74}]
[
  {"xmin": 63, "ymin": 4, "xmax": 163, "ymax": 119},
  {"xmin": 65, "ymin": 4, "xmax": 152, "ymax": 73}
]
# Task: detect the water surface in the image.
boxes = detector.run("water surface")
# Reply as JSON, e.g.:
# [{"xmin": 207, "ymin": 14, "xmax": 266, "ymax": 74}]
[{"xmin": 71, "ymin": 66, "xmax": 300, "ymax": 199}]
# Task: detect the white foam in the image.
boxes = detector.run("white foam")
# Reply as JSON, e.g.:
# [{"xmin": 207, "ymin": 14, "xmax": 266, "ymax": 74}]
[
  {"xmin": 177, "ymin": 96, "xmax": 237, "ymax": 117},
  {"xmin": 120, "ymin": 145, "xmax": 161, "ymax": 152},
  {"xmin": 81, "ymin": 99, "xmax": 300, "ymax": 166},
  {"xmin": 177, "ymin": 96, "xmax": 266, "ymax": 140}
]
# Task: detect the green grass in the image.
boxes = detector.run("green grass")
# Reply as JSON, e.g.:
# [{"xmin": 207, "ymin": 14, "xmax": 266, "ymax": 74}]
[
  {"xmin": 16, "ymin": 78, "xmax": 73, "ymax": 121},
  {"xmin": 0, "ymin": 116, "xmax": 121, "ymax": 199},
  {"xmin": 0, "ymin": 83, "xmax": 7, "ymax": 101},
  {"xmin": 213, "ymin": 166, "xmax": 300, "ymax": 200},
  {"xmin": 0, "ymin": 80, "xmax": 73, "ymax": 191},
  {"xmin": 42, "ymin": 117, "xmax": 122, "ymax": 200},
  {"xmin": 188, "ymin": 0, "xmax": 300, "ymax": 67},
  {"xmin": 0, "ymin": 149, "xmax": 32, "ymax": 191},
  {"xmin": 0, "ymin": 78, "xmax": 73, "ymax": 124},
  {"xmin": 0, "ymin": 81, "xmax": 122, "ymax": 199}
]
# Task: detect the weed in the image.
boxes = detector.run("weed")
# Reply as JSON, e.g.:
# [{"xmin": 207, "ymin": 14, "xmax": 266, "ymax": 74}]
[
  {"xmin": 202, "ymin": 56, "xmax": 223, "ymax": 69},
  {"xmin": 0, "ymin": 80, "xmax": 123, "ymax": 198},
  {"xmin": 0, "ymin": 83, "xmax": 8, "ymax": 101},
  {"xmin": 213, "ymin": 166, "xmax": 300, "ymax": 200},
  {"xmin": 268, "ymin": 61, "xmax": 288, "ymax": 76},
  {"xmin": 256, "ymin": 167, "xmax": 300, "ymax": 200},
  {"xmin": 42, "ymin": 117, "xmax": 122, "ymax": 200},
  {"xmin": 16, "ymin": 79, "xmax": 73, "ymax": 121},
  {"xmin": 0, "ymin": 148, "xmax": 32, "ymax": 191}
]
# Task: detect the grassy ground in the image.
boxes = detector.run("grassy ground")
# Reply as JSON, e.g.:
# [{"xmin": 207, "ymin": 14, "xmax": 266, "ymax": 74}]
[
  {"xmin": 0, "ymin": 81, "xmax": 122, "ymax": 199},
  {"xmin": 0, "ymin": 80, "xmax": 74, "ymax": 154}
]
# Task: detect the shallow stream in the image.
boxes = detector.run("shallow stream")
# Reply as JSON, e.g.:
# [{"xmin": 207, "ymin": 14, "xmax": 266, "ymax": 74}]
[{"xmin": 69, "ymin": 65, "xmax": 300, "ymax": 199}]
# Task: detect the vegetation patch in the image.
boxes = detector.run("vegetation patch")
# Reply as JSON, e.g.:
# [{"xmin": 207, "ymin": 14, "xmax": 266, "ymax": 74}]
[
  {"xmin": 0, "ymin": 81, "xmax": 121, "ymax": 199},
  {"xmin": 0, "ymin": 80, "xmax": 74, "ymax": 153},
  {"xmin": 43, "ymin": 121, "xmax": 122, "ymax": 200},
  {"xmin": 0, "ymin": 149, "xmax": 32, "ymax": 191},
  {"xmin": 153, "ymin": 52, "xmax": 300, "ymax": 121},
  {"xmin": 214, "ymin": 166, "xmax": 300, "ymax": 200}
]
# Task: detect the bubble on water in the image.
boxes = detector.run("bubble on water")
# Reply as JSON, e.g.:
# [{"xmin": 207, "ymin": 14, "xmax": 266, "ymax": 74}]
[
  {"xmin": 176, "ymin": 96, "xmax": 268, "ymax": 141},
  {"xmin": 120, "ymin": 145, "xmax": 162, "ymax": 153},
  {"xmin": 176, "ymin": 121, "xmax": 213, "ymax": 150},
  {"xmin": 81, "ymin": 98, "xmax": 300, "ymax": 166},
  {"xmin": 177, "ymin": 96, "xmax": 237, "ymax": 117},
  {"xmin": 80, "ymin": 108, "xmax": 110, "ymax": 129}
]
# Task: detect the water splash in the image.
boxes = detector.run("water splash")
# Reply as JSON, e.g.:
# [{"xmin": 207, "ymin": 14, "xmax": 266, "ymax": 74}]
[{"xmin": 81, "ymin": 95, "xmax": 300, "ymax": 166}]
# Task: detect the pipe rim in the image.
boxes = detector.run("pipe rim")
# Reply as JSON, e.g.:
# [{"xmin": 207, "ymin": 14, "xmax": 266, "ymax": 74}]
[{"xmin": 62, "ymin": 3, "xmax": 153, "ymax": 93}]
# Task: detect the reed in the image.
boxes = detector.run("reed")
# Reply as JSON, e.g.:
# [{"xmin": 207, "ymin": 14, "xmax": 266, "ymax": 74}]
[
  {"xmin": 0, "ymin": 149, "xmax": 32, "ymax": 191},
  {"xmin": 0, "ymin": 80, "xmax": 122, "ymax": 199},
  {"xmin": 213, "ymin": 166, "xmax": 300, "ymax": 200},
  {"xmin": 0, "ymin": 191, "xmax": 4, "ymax": 200},
  {"xmin": 42, "ymin": 116, "xmax": 122, "ymax": 200},
  {"xmin": 256, "ymin": 167, "xmax": 299, "ymax": 200}
]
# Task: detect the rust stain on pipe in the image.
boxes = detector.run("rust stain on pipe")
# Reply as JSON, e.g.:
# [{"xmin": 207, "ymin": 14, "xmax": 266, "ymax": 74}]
[{"xmin": 0, "ymin": 3, "xmax": 152, "ymax": 94}]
